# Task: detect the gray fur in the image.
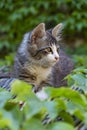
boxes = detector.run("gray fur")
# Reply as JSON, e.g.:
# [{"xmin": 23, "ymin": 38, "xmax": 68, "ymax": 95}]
[
  {"xmin": 52, "ymin": 50, "xmax": 74, "ymax": 87},
  {"xmin": 13, "ymin": 31, "xmax": 58, "ymax": 91},
  {"xmin": 0, "ymin": 78, "xmax": 16, "ymax": 91}
]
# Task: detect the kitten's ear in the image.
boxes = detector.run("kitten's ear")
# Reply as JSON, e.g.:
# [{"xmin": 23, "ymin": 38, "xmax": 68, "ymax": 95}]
[
  {"xmin": 52, "ymin": 23, "xmax": 63, "ymax": 41},
  {"xmin": 31, "ymin": 23, "xmax": 46, "ymax": 44}
]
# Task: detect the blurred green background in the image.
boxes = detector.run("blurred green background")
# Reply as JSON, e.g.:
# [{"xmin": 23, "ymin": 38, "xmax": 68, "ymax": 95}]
[{"xmin": 0, "ymin": 0, "xmax": 87, "ymax": 67}]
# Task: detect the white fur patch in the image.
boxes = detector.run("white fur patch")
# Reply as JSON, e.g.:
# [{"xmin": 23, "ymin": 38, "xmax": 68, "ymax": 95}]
[
  {"xmin": 51, "ymin": 44, "xmax": 59, "ymax": 59},
  {"xmin": 36, "ymin": 89, "xmax": 48, "ymax": 100},
  {"xmin": 47, "ymin": 44, "xmax": 59, "ymax": 63}
]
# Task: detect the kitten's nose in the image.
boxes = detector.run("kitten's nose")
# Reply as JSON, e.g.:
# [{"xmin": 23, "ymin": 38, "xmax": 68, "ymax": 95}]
[{"xmin": 55, "ymin": 56, "xmax": 59, "ymax": 61}]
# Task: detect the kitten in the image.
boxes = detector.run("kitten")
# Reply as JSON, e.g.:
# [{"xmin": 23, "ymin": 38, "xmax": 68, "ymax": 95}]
[
  {"xmin": 0, "ymin": 23, "xmax": 74, "ymax": 92},
  {"xmin": 13, "ymin": 23, "xmax": 63, "ymax": 92}
]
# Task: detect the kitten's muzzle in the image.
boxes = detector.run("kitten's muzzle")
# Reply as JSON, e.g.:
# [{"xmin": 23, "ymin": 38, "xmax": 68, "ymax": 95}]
[
  {"xmin": 54, "ymin": 55, "xmax": 59, "ymax": 62},
  {"xmin": 52, "ymin": 56, "xmax": 59, "ymax": 65},
  {"xmin": 54, "ymin": 56, "xmax": 59, "ymax": 61}
]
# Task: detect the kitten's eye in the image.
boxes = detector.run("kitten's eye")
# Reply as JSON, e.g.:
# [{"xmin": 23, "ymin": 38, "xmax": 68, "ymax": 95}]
[
  {"xmin": 42, "ymin": 49, "xmax": 48, "ymax": 54},
  {"xmin": 42, "ymin": 48, "xmax": 52, "ymax": 54},
  {"xmin": 57, "ymin": 47, "xmax": 60, "ymax": 53},
  {"xmin": 47, "ymin": 47, "xmax": 52, "ymax": 52}
]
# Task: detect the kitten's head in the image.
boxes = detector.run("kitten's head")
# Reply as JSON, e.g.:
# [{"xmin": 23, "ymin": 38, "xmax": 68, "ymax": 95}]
[{"xmin": 28, "ymin": 23, "xmax": 63, "ymax": 68}]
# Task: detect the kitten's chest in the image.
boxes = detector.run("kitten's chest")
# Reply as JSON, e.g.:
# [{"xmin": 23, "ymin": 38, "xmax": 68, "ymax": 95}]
[{"xmin": 26, "ymin": 65, "xmax": 52, "ymax": 86}]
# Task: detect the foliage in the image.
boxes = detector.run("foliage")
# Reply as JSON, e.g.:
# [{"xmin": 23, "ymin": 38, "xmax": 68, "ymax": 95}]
[
  {"xmin": 0, "ymin": 67, "xmax": 87, "ymax": 130},
  {"xmin": 0, "ymin": 53, "xmax": 15, "ymax": 67},
  {"xmin": 67, "ymin": 44, "xmax": 87, "ymax": 69},
  {"xmin": 0, "ymin": 1, "xmax": 87, "ymax": 130},
  {"xmin": 0, "ymin": 0, "xmax": 87, "ymax": 59}
]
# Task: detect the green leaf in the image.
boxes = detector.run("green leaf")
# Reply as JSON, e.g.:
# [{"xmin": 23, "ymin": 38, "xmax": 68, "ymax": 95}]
[
  {"xmin": 73, "ymin": 68, "xmax": 87, "ymax": 74},
  {"xmin": 4, "ymin": 101, "xmax": 17, "ymax": 111},
  {"xmin": 74, "ymin": 109, "xmax": 84, "ymax": 120},
  {"xmin": 71, "ymin": 73, "xmax": 86, "ymax": 86},
  {"xmin": 45, "ymin": 87, "xmax": 87, "ymax": 106},
  {"xmin": 11, "ymin": 80, "xmax": 32, "ymax": 95},
  {"xmin": 59, "ymin": 111, "xmax": 74, "ymax": 125},
  {"xmin": 0, "ymin": 109, "xmax": 18, "ymax": 130},
  {"xmin": 24, "ymin": 93, "xmax": 45, "ymax": 119},
  {"xmin": 66, "ymin": 68, "xmax": 87, "ymax": 92},
  {"xmin": 11, "ymin": 80, "xmax": 32, "ymax": 101},
  {"xmin": 65, "ymin": 101, "xmax": 85, "ymax": 121},
  {"xmin": 44, "ymin": 98, "xmax": 66, "ymax": 120},
  {"xmin": 83, "ymin": 112, "xmax": 87, "ymax": 127},
  {"xmin": 44, "ymin": 100, "xmax": 58, "ymax": 120},
  {"xmin": 0, "ymin": 118, "xmax": 10, "ymax": 128},
  {"xmin": 0, "ymin": 89, "xmax": 11, "ymax": 108},
  {"xmin": 47, "ymin": 122, "xmax": 75, "ymax": 130},
  {"xmin": 65, "ymin": 74, "xmax": 74, "ymax": 86},
  {"xmin": 23, "ymin": 117, "xmax": 46, "ymax": 130}
]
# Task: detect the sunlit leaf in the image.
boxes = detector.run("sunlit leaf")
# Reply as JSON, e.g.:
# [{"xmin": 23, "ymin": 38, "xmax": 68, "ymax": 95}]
[
  {"xmin": 45, "ymin": 87, "xmax": 87, "ymax": 106},
  {"xmin": 0, "ymin": 118, "xmax": 10, "ymax": 128},
  {"xmin": 11, "ymin": 80, "xmax": 32, "ymax": 101}
]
